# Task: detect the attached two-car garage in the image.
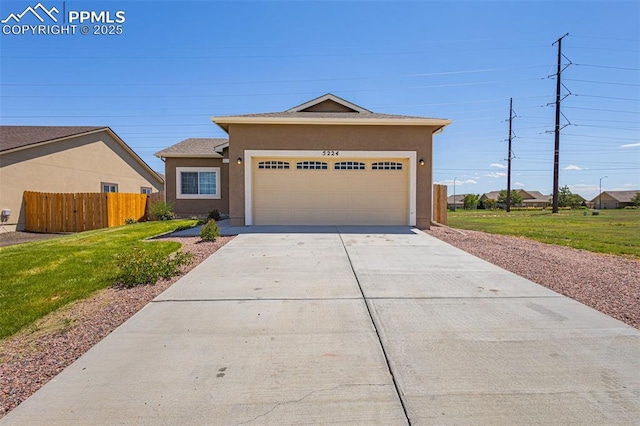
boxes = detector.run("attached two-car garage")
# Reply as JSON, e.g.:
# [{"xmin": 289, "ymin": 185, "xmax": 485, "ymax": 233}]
[{"xmin": 247, "ymin": 151, "xmax": 416, "ymax": 226}]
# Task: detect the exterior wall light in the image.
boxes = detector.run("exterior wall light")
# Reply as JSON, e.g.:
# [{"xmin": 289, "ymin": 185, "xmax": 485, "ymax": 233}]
[
  {"xmin": 419, "ymin": 159, "xmax": 425, "ymax": 166},
  {"xmin": 237, "ymin": 157, "xmax": 243, "ymax": 165}
]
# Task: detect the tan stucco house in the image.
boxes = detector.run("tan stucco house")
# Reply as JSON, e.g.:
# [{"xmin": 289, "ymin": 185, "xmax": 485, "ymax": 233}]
[
  {"xmin": 590, "ymin": 190, "xmax": 639, "ymax": 209},
  {"xmin": 156, "ymin": 94, "xmax": 451, "ymax": 228},
  {"xmin": 0, "ymin": 126, "xmax": 164, "ymax": 232}
]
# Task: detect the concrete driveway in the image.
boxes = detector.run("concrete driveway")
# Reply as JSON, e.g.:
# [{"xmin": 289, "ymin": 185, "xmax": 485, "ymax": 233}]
[{"xmin": 3, "ymin": 228, "xmax": 639, "ymax": 425}]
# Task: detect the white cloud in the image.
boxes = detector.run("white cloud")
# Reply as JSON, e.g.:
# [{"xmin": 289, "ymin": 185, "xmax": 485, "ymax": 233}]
[
  {"xmin": 436, "ymin": 179, "xmax": 478, "ymax": 186},
  {"xmin": 514, "ymin": 182, "xmax": 525, "ymax": 187},
  {"xmin": 484, "ymin": 172, "xmax": 507, "ymax": 178},
  {"xmin": 564, "ymin": 164, "xmax": 583, "ymax": 171},
  {"xmin": 490, "ymin": 163, "xmax": 507, "ymax": 169},
  {"xmin": 621, "ymin": 143, "xmax": 640, "ymax": 148}
]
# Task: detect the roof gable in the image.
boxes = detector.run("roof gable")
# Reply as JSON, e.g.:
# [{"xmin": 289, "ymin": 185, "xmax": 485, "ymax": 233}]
[{"xmin": 287, "ymin": 93, "xmax": 371, "ymax": 113}]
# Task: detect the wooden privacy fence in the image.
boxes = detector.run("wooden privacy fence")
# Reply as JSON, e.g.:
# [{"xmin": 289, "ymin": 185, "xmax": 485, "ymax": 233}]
[
  {"xmin": 432, "ymin": 184, "xmax": 448, "ymax": 225},
  {"xmin": 24, "ymin": 191, "xmax": 149, "ymax": 233}
]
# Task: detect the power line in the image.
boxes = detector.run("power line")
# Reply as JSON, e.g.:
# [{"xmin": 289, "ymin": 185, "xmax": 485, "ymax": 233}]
[
  {"xmin": 574, "ymin": 94, "xmax": 640, "ymax": 102},
  {"xmin": 0, "ymin": 66, "xmax": 553, "ymax": 87},
  {"xmin": 574, "ymin": 63, "xmax": 640, "ymax": 72},
  {"xmin": 565, "ymin": 78, "xmax": 640, "ymax": 87},
  {"xmin": 564, "ymin": 106, "xmax": 639, "ymax": 114}
]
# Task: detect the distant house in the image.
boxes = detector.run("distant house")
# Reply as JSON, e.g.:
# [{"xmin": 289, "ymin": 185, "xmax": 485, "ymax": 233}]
[
  {"xmin": 479, "ymin": 191, "xmax": 500, "ymax": 209},
  {"xmin": 446, "ymin": 194, "xmax": 466, "ymax": 210},
  {"xmin": 0, "ymin": 126, "xmax": 164, "ymax": 232},
  {"xmin": 590, "ymin": 190, "xmax": 640, "ymax": 209},
  {"xmin": 518, "ymin": 190, "xmax": 551, "ymax": 208},
  {"xmin": 480, "ymin": 189, "xmax": 553, "ymax": 208}
]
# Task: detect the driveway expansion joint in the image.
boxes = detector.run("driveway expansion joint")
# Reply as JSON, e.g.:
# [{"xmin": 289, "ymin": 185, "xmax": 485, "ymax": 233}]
[{"xmin": 338, "ymin": 231, "xmax": 412, "ymax": 425}]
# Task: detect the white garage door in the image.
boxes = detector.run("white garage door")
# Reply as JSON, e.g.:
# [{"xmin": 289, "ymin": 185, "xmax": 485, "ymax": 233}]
[{"xmin": 252, "ymin": 157, "xmax": 409, "ymax": 225}]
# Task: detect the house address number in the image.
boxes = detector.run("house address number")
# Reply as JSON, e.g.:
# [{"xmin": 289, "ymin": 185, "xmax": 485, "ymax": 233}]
[{"xmin": 322, "ymin": 150, "xmax": 339, "ymax": 156}]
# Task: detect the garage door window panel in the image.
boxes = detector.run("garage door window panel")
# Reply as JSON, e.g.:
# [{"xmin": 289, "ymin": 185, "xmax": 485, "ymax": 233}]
[
  {"xmin": 372, "ymin": 161, "xmax": 403, "ymax": 170},
  {"xmin": 258, "ymin": 161, "xmax": 290, "ymax": 169},
  {"xmin": 177, "ymin": 167, "xmax": 220, "ymax": 199},
  {"xmin": 334, "ymin": 161, "xmax": 365, "ymax": 170},
  {"xmin": 296, "ymin": 161, "xmax": 328, "ymax": 170}
]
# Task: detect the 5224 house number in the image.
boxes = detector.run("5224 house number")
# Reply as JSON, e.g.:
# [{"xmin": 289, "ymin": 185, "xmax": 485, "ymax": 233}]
[{"xmin": 322, "ymin": 150, "xmax": 339, "ymax": 156}]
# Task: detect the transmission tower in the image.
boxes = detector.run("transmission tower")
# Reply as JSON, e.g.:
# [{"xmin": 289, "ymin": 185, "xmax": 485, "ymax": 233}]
[{"xmin": 551, "ymin": 33, "xmax": 570, "ymax": 213}]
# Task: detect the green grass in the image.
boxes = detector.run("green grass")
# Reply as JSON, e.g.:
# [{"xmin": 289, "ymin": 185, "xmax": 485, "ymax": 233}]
[
  {"xmin": 447, "ymin": 209, "xmax": 640, "ymax": 258},
  {"xmin": 0, "ymin": 220, "xmax": 197, "ymax": 339}
]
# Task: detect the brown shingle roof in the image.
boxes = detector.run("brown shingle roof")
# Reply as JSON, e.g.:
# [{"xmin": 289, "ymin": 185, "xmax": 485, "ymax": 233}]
[
  {"xmin": 590, "ymin": 190, "xmax": 640, "ymax": 203},
  {"xmin": 154, "ymin": 138, "xmax": 228, "ymax": 158},
  {"xmin": 0, "ymin": 126, "xmax": 105, "ymax": 152}
]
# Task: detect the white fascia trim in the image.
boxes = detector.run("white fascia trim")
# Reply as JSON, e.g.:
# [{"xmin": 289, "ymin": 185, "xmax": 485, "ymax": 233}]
[
  {"xmin": 156, "ymin": 153, "xmax": 223, "ymax": 159},
  {"xmin": 244, "ymin": 150, "xmax": 417, "ymax": 226},
  {"xmin": 214, "ymin": 142, "xmax": 229, "ymax": 153},
  {"xmin": 212, "ymin": 116, "xmax": 452, "ymax": 128}
]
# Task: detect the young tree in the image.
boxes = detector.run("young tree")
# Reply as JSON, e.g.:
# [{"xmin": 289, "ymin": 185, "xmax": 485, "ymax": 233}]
[
  {"xmin": 632, "ymin": 192, "xmax": 640, "ymax": 207},
  {"xmin": 463, "ymin": 194, "xmax": 480, "ymax": 210},
  {"xmin": 482, "ymin": 198, "xmax": 497, "ymax": 210},
  {"xmin": 558, "ymin": 185, "xmax": 583, "ymax": 208},
  {"xmin": 497, "ymin": 189, "xmax": 523, "ymax": 208}
]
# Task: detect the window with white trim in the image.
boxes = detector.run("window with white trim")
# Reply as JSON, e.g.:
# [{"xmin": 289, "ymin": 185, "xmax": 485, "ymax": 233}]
[
  {"xmin": 334, "ymin": 161, "xmax": 365, "ymax": 170},
  {"xmin": 101, "ymin": 182, "xmax": 118, "ymax": 193},
  {"xmin": 372, "ymin": 161, "xmax": 403, "ymax": 170},
  {"xmin": 296, "ymin": 161, "xmax": 328, "ymax": 170},
  {"xmin": 258, "ymin": 161, "xmax": 289, "ymax": 169},
  {"xmin": 141, "ymin": 187, "xmax": 152, "ymax": 195},
  {"xmin": 176, "ymin": 167, "xmax": 220, "ymax": 199}
]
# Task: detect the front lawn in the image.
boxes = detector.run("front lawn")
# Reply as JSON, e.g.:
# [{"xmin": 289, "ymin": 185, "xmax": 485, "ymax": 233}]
[
  {"xmin": 0, "ymin": 220, "xmax": 197, "ymax": 339},
  {"xmin": 447, "ymin": 209, "xmax": 640, "ymax": 258}
]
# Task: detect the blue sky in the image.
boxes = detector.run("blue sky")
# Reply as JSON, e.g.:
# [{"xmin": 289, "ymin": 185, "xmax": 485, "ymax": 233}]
[{"xmin": 1, "ymin": 0, "xmax": 638, "ymax": 200}]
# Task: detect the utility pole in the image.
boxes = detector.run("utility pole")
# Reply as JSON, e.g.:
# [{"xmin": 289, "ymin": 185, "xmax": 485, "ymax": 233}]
[
  {"xmin": 552, "ymin": 33, "xmax": 569, "ymax": 213},
  {"xmin": 453, "ymin": 177, "xmax": 457, "ymax": 212},
  {"xmin": 506, "ymin": 97, "xmax": 514, "ymax": 212}
]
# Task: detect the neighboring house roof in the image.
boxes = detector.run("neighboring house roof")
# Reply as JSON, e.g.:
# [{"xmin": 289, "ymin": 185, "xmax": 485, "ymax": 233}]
[
  {"xmin": 211, "ymin": 93, "xmax": 451, "ymax": 133},
  {"xmin": 0, "ymin": 126, "xmax": 164, "ymax": 184},
  {"xmin": 154, "ymin": 138, "xmax": 228, "ymax": 159},
  {"xmin": 480, "ymin": 191, "xmax": 501, "ymax": 201},
  {"xmin": 447, "ymin": 194, "xmax": 466, "ymax": 203},
  {"xmin": 520, "ymin": 190, "xmax": 551, "ymax": 201},
  {"xmin": 589, "ymin": 190, "xmax": 640, "ymax": 203},
  {"xmin": 0, "ymin": 126, "xmax": 104, "ymax": 152}
]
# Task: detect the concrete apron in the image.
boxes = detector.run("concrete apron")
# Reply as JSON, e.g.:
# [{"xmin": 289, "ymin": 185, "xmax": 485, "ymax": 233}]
[{"xmin": 3, "ymin": 228, "xmax": 639, "ymax": 425}]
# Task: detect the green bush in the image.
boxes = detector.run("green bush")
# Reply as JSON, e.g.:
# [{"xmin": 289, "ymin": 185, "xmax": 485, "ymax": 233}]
[
  {"xmin": 149, "ymin": 201, "xmax": 175, "ymax": 221},
  {"xmin": 200, "ymin": 219, "xmax": 220, "ymax": 242},
  {"xmin": 208, "ymin": 209, "xmax": 221, "ymax": 221},
  {"xmin": 124, "ymin": 218, "xmax": 137, "ymax": 224},
  {"xmin": 115, "ymin": 248, "xmax": 192, "ymax": 287}
]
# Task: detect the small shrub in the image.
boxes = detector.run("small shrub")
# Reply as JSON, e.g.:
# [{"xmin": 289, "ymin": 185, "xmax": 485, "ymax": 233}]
[
  {"xmin": 200, "ymin": 219, "xmax": 220, "ymax": 242},
  {"xmin": 149, "ymin": 201, "xmax": 175, "ymax": 221},
  {"xmin": 208, "ymin": 209, "xmax": 221, "ymax": 221},
  {"xmin": 115, "ymin": 248, "xmax": 192, "ymax": 287},
  {"xmin": 124, "ymin": 218, "xmax": 137, "ymax": 225}
]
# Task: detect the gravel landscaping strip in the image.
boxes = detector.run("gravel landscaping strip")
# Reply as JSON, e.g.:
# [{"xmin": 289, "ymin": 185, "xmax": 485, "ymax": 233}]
[
  {"xmin": 427, "ymin": 226, "xmax": 640, "ymax": 329},
  {"xmin": 0, "ymin": 236, "xmax": 233, "ymax": 418}
]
